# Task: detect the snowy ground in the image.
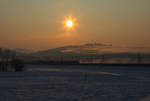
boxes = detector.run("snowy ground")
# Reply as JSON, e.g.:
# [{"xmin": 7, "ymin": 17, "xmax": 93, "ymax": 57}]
[{"xmin": 0, "ymin": 65, "xmax": 150, "ymax": 101}]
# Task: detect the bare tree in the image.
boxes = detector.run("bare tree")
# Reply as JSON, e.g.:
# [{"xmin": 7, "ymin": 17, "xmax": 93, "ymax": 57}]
[
  {"xmin": 11, "ymin": 59, "xmax": 25, "ymax": 72},
  {"xmin": 137, "ymin": 53, "xmax": 142, "ymax": 64},
  {"xmin": 0, "ymin": 49, "xmax": 22, "ymax": 72},
  {"xmin": 0, "ymin": 48, "xmax": 2, "ymax": 71}
]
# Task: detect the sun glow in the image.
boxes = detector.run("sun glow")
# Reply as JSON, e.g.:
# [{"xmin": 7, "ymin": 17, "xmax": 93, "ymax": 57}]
[
  {"xmin": 62, "ymin": 15, "xmax": 78, "ymax": 30},
  {"xmin": 66, "ymin": 20, "xmax": 73, "ymax": 27}
]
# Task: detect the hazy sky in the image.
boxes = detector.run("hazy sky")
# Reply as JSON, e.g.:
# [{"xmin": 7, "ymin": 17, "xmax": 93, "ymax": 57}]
[{"xmin": 0, "ymin": 0, "xmax": 150, "ymax": 50}]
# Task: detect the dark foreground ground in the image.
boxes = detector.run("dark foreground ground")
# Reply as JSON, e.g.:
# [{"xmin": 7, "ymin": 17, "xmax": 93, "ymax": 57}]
[{"xmin": 0, "ymin": 65, "xmax": 150, "ymax": 101}]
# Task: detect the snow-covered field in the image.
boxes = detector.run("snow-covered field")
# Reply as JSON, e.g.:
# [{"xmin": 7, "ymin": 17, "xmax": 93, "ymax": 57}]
[{"xmin": 0, "ymin": 65, "xmax": 150, "ymax": 101}]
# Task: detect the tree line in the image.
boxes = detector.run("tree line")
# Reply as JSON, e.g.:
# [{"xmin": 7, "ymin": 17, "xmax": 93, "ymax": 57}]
[{"xmin": 0, "ymin": 48, "xmax": 24, "ymax": 72}]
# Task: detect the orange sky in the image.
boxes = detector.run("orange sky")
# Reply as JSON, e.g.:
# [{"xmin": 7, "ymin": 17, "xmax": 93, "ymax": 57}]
[{"xmin": 0, "ymin": 0, "xmax": 150, "ymax": 50}]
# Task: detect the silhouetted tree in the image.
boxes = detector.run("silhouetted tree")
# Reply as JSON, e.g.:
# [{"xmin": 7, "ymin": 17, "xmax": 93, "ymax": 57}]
[
  {"xmin": 1, "ymin": 49, "xmax": 6, "ymax": 72},
  {"xmin": 4, "ymin": 49, "xmax": 11, "ymax": 71},
  {"xmin": 11, "ymin": 50, "xmax": 17, "ymax": 60},
  {"xmin": 0, "ymin": 48, "xmax": 23, "ymax": 72},
  {"xmin": 11, "ymin": 59, "xmax": 25, "ymax": 72},
  {"xmin": 101, "ymin": 55, "xmax": 106, "ymax": 63},
  {"xmin": 137, "ymin": 53, "xmax": 142, "ymax": 64},
  {"xmin": 0, "ymin": 48, "xmax": 2, "ymax": 71}
]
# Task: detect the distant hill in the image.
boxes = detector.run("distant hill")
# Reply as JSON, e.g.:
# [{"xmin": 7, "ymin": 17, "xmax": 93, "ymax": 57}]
[
  {"xmin": 27, "ymin": 43, "xmax": 150, "ymax": 62},
  {"xmin": 31, "ymin": 43, "xmax": 112, "ymax": 57},
  {"xmin": 1, "ymin": 43, "xmax": 150, "ymax": 63},
  {"xmin": 14, "ymin": 48, "xmax": 34, "ymax": 54},
  {"xmin": 32, "ymin": 43, "xmax": 150, "ymax": 55}
]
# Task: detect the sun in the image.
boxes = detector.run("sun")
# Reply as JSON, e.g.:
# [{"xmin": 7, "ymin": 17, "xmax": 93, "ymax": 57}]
[
  {"xmin": 66, "ymin": 20, "xmax": 73, "ymax": 27},
  {"xmin": 62, "ymin": 15, "xmax": 78, "ymax": 30}
]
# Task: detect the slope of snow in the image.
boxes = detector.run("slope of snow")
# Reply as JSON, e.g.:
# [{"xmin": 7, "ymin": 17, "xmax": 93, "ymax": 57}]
[{"xmin": 0, "ymin": 65, "xmax": 150, "ymax": 101}]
